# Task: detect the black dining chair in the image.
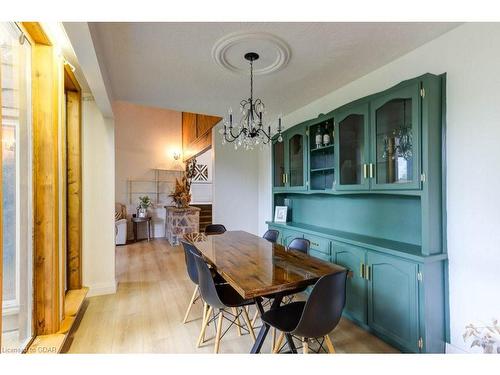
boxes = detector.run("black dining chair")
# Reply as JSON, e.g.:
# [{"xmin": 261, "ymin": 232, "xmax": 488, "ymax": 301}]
[
  {"xmin": 262, "ymin": 270, "xmax": 348, "ymax": 354},
  {"xmin": 262, "ymin": 229, "xmax": 279, "ymax": 243},
  {"xmin": 189, "ymin": 245, "xmax": 259, "ymax": 353},
  {"xmin": 288, "ymin": 238, "xmax": 310, "ymax": 254},
  {"xmin": 181, "ymin": 242, "xmax": 226, "ymax": 332},
  {"xmin": 204, "ymin": 224, "xmax": 227, "ymax": 235},
  {"xmin": 251, "ymin": 236, "xmax": 311, "ymax": 351}
]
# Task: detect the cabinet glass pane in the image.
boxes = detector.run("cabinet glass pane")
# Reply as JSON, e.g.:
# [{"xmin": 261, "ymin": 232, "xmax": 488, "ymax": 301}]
[
  {"xmin": 375, "ymin": 99, "xmax": 414, "ymax": 184},
  {"xmin": 273, "ymin": 140, "xmax": 285, "ymax": 187},
  {"xmin": 288, "ymin": 133, "xmax": 303, "ymax": 187},
  {"xmin": 338, "ymin": 114, "xmax": 364, "ymax": 185}
]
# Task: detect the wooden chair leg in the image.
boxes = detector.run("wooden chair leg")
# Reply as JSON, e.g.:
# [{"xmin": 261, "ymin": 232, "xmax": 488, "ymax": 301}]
[
  {"xmin": 241, "ymin": 306, "xmax": 256, "ymax": 342},
  {"xmin": 183, "ymin": 285, "xmax": 199, "ymax": 323},
  {"xmin": 197, "ymin": 306, "xmax": 212, "ymax": 347},
  {"xmin": 214, "ymin": 310, "xmax": 224, "ymax": 354},
  {"xmin": 273, "ymin": 332, "xmax": 285, "ymax": 353},
  {"xmin": 251, "ymin": 309, "xmax": 259, "ymax": 326},
  {"xmin": 302, "ymin": 338, "xmax": 308, "ymax": 354},
  {"xmin": 232, "ymin": 307, "xmax": 242, "ymax": 336},
  {"xmin": 324, "ymin": 335, "xmax": 336, "ymax": 353},
  {"xmin": 200, "ymin": 302, "xmax": 208, "ymax": 343},
  {"xmin": 271, "ymin": 328, "xmax": 276, "ymax": 352}
]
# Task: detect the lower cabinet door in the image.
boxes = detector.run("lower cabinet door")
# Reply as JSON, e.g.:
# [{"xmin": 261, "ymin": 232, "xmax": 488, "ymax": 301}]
[
  {"xmin": 367, "ymin": 252, "xmax": 419, "ymax": 352},
  {"xmin": 332, "ymin": 241, "xmax": 367, "ymax": 324}
]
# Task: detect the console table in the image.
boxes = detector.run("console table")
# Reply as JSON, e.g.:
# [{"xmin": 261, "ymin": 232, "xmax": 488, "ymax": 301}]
[{"xmin": 131, "ymin": 216, "xmax": 152, "ymax": 242}]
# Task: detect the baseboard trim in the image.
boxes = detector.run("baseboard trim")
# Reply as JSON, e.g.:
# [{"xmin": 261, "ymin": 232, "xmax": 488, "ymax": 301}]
[{"xmin": 86, "ymin": 281, "xmax": 117, "ymax": 297}]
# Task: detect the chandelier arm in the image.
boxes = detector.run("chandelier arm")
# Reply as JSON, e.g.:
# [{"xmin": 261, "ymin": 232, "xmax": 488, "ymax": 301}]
[{"xmin": 257, "ymin": 127, "xmax": 271, "ymax": 140}]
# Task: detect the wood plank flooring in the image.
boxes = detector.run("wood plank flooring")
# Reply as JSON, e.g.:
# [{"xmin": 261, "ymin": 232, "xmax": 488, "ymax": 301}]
[{"xmin": 67, "ymin": 239, "xmax": 398, "ymax": 354}]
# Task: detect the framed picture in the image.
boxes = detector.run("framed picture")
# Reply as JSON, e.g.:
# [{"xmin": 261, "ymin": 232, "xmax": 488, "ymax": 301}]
[{"xmin": 274, "ymin": 206, "xmax": 288, "ymax": 223}]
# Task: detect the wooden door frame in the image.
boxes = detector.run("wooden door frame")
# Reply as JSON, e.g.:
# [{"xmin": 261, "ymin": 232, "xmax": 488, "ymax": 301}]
[{"xmin": 64, "ymin": 67, "xmax": 82, "ymax": 290}]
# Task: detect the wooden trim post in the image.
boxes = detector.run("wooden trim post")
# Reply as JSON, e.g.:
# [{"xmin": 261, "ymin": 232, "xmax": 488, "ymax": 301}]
[
  {"xmin": 66, "ymin": 89, "xmax": 82, "ymax": 289},
  {"xmin": 32, "ymin": 43, "xmax": 61, "ymax": 335}
]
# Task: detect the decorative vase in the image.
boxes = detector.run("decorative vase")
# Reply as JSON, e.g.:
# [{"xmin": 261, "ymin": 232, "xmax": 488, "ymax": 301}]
[{"xmin": 138, "ymin": 208, "xmax": 147, "ymax": 218}]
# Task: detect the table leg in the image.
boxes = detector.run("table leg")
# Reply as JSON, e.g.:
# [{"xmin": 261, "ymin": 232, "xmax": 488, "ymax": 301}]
[
  {"xmin": 250, "ymin": 294, "xmax": 283, "ymax": 354},
  {"xmin": 133, "ymin": 222, "xmax": 137, "ymax": 242},
  {"xmin": 147, "ymin": 220, "xmax": 151, "ymax": 241}
]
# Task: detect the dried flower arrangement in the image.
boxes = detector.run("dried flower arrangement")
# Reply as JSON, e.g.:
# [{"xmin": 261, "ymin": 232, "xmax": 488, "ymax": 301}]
[
  {"xmin": 168, "ymin": 157, "xmax": 197, "ymax": 208},
  {"xmin": 463, "ymin": 319, "xmax": 500, "ymax": 353},
  {"xmin": 169, "ymin": 176, "xmax": 192, "ymax": 208}
]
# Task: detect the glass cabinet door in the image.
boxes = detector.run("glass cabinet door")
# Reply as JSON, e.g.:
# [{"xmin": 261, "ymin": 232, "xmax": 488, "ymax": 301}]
[
  {"xmin": 370, "ymin": 82, "xmax": 420, "ymax": 190},
  {"xmin": 286, "ymin": 128, "xmax": 307, "ymax": 190},
  {"xmin": 335, "ymin": 103, "xmax": 370, "ymax": 190},
  {"xmin": 272, "ymin": 138, "xmax": 285, "ymax": 189}
]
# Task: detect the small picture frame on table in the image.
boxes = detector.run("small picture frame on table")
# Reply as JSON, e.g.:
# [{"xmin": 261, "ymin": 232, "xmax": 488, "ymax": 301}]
[{"xmin": 274, "ymin": 206, "xmax": 288, "ymax": 223}]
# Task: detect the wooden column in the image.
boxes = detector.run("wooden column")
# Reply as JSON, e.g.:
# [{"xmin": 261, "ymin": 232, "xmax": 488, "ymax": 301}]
[
  {"xmin": 32, "ymin": 43, "xmax": 61, "ymax": 334},
  {"xmin": 66, "ymin": 89, "xmax": 82, "ymax": 289}
]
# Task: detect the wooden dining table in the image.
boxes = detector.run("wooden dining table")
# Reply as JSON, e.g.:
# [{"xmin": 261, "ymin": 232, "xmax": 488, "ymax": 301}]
[{"xmin": 184, "ymin": 230, "xmax": 347, "ymax": 353}]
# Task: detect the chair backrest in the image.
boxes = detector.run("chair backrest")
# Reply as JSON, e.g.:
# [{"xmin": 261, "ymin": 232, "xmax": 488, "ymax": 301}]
[
  {"xmin": 288, "ymin": 238, "xmax": 310, "ymax": 254},
  {"xmin": 262, "ymin": 229, "xmax": 279, "ymax": 243},
  {"xmin": 181, "ymin": 241, "xmax": 200, "ymax": 285},
  {"xmin": 291, "ymin": 271, "xmax": 347, "ymax": 338},
  {"xmin": 205, "ymin": 224, "xmax": 227, "ymax": 235},
  {"xmin": 189, "ymin": 246, "xmax": 226, "ymax": 309}
]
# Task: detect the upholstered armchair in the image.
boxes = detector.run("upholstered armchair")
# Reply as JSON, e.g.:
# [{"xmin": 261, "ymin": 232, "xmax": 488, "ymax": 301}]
[{"xmin": 115, "ymin": 203, "xmax": 127, "ymax": 245}]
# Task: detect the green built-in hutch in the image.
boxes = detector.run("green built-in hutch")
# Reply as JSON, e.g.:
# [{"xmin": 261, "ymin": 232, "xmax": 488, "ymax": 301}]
[{"xmin": 268, "ymin": 73, "xmax": 448, "ymax": 353}]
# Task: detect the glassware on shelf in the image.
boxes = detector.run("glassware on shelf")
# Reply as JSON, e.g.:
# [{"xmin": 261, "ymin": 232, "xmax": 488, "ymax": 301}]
[
  {"xmin": 315, "ymin": 126, "xmax": 322, "ymax": 149},
  {"xmin": 322, "ymin": 123, "xmax": 331, "ymax": 146}
]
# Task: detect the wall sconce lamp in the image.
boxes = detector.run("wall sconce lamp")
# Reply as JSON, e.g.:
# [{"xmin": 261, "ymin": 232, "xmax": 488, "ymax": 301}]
[{"xmin": 173, "ymin": 151, "xmax": 181, "ymax": 161}]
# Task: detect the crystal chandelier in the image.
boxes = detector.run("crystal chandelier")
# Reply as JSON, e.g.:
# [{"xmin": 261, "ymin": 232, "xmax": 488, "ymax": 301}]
[{"xmin": 219, "ymin": 52, "xmax": 283, "ymax": 150}]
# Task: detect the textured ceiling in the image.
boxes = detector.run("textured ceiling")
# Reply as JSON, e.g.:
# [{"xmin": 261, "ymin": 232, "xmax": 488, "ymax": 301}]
[{"xmin": 90, "ymin": 22, "xmax": 459, "ymax": 120}]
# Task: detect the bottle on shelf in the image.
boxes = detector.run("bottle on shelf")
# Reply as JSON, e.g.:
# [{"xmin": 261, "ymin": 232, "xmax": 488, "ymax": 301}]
[
  {"xmin": 322, "ymin": 122, "xmax": 331, "ymax": 146},
  {"xmin": 315, "ymin": 126, "xmax": 322, "ymax": 149}
]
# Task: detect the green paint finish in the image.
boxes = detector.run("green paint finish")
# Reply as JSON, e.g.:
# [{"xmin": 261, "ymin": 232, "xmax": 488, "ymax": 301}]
[
  {"xmin": 370, "ymin": 80, "xmax": 422, "ymax": 190},
  {"xmin": 302, "ymin": 232, "xmax": 331, "ymax": 255},
  {"xmin": 332, "ymin": 241, "xmax": 368, "ymax": 324},
  {"xmin": 284, "ymin": 193, "xmax": 422, "ymax": 245},
  {"xmin": 367, "ymin": 252, "xmax": 419, "ymax": 352},
  {"xmin": 309, "ymin": 249, "xmax": 331, "ymax": 262},
  {"xmin": 281, "ymin": 229, "xmax": 304, "ymax": 247},
  {"xmin": 268, "ymin": 221, "xmax": 447, "ymax": 353},
  {"xmin": 334, "ymin": 102, "xmax": 370, "ymax": 191},
  {"xmin": 285, "ymin": 125, "xmax": 309, "ymax": 191},
  {"xmin": 267, "ymin": 73, "xmax": 447, "ymax": 353}
]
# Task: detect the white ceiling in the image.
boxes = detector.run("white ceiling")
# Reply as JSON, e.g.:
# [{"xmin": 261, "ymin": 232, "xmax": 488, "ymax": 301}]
[{"xmin": 89, "ymin": 22, "xmax": 459, "ymax": 119}]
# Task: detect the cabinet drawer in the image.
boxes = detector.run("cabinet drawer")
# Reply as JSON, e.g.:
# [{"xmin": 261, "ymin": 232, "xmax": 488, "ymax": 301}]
[{"xmin": 303, "ymin": 233, "xmax": 331, "ymax": 255}]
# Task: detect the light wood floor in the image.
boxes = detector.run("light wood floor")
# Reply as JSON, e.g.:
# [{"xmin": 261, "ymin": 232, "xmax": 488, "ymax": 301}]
[{"xmin": 67, "ymin": 239, "xmax": 398, "ymax": 354}]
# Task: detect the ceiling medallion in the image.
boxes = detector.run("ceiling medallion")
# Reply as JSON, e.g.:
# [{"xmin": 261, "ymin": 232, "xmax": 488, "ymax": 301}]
[{"xmin": 212, "ymin": 31, "xmax": 291, "ymax": 75}]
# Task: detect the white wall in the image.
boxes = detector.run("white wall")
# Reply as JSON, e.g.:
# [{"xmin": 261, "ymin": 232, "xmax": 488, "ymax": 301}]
[
  {"xmin": 213, "ymin": 124, "xmax": 259, "ymax": 235},
  {"xmin": 113, "ymin": 101, "xmax": 183, "ymax": 239},
  {"xmin": 82, "ymin": 97, "xmax": 116, "ymax": 297},
  {"xmin": 258, "ymin": 23, "xmax": 500, "ymax": 353}
]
